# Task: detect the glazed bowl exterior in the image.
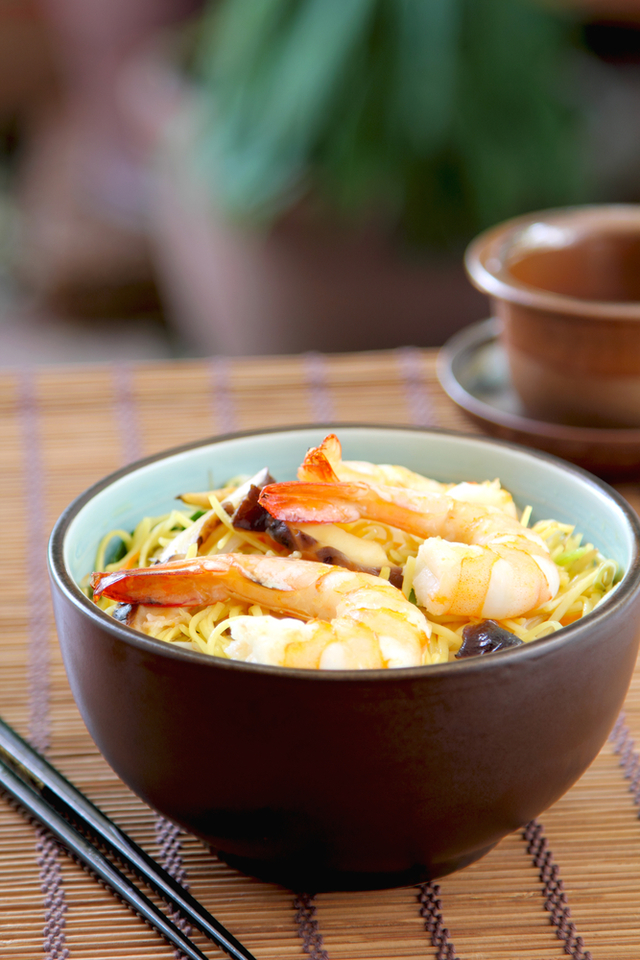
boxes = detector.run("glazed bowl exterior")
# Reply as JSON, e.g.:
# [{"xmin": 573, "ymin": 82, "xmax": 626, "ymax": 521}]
[
  {"xmin": 465, "ymin": 205, "xmax": 640, "ymax": 428},
  {"xmin": 48, "ymin": 426, "xmax": 640, "ymax": 890}
]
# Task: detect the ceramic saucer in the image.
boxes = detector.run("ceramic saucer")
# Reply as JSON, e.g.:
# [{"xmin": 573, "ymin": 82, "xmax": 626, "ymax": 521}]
[{"xmin": 437, "ymin": 318, "xmax": 640, "ymax": 481}]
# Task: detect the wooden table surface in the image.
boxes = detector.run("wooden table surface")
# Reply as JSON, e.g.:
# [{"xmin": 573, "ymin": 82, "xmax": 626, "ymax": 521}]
[{"xmin": 1, "ymin": 348, "xmax": 640, "ymax": 960}]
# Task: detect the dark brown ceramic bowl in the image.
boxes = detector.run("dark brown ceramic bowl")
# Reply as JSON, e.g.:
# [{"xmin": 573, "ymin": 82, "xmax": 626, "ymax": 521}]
[
  {"xmin": 465, "ymin": 205, "xmax": 640, "ymax": 428},
  {"xmin": 48, "ymin": 426, "xmax": 640, "ymax": 891}
]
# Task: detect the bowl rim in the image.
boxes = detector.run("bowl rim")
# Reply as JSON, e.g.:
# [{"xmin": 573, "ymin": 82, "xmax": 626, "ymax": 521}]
[
  {"xmin": 465, "ymin": 203, "xmax": 640, "ymax": 320},
  {"xmin": 48, "ymin": 423, "xmax": 640, "ymax": 682}
]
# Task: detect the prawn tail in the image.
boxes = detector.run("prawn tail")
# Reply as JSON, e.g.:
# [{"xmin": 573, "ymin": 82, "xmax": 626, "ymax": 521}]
[
  {"xmin": 91, "ymin": 567, "xmax": 191, "ymax": 606},
  {"xmin": 90, "ymin": 557, "xmax": 233, "ymax": 607},
  {"xmin": 297, "ymin": 436, "xmax": 342, "ymax": 483},
  {"xmin": 259, "ymin": 482, "xmax": 367, "ymax": 525}
]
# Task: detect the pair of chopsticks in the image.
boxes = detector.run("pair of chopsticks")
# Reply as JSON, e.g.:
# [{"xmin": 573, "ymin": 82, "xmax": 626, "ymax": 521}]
[{"xmin": 0, "ymin": 717, "xmax": 257, "ymax": 960}]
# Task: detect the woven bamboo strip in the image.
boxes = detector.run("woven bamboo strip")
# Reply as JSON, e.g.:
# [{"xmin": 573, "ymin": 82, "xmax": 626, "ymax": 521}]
[{"xmin": 0, "ymin": 352, "xmax": 639, "ymax": 960}]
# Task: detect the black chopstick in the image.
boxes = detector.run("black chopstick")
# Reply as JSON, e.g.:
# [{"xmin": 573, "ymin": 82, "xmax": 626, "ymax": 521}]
[
  {"xmin": 0, "ymin": 717, "xmax": 257, "ymax": 960},
  {"xmin": 0, "ymin": 758, "xmax": 215, "ymax": 960}
]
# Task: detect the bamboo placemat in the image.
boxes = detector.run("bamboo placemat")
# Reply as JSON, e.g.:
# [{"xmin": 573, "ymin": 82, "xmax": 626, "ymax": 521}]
[{"xmin": 2, "ymin": 348, "xmax": 640, "ymax": 960}]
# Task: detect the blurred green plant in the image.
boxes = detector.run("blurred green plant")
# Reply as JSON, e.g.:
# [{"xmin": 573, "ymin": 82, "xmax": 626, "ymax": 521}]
[{"xmin": 192, "ymin": 0, "xmax": 584, "ymax": 247}]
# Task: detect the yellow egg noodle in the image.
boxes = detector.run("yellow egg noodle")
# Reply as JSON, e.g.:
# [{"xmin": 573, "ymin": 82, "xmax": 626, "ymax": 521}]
[{"xmin": 87, "ymin": 467, "xmax": 620, "ymax": 666}]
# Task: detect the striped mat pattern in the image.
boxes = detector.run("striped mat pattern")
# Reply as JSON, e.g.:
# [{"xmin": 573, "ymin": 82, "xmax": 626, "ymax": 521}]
[{"xmin": 1, "ymin": 349, "xmax": 640, "ymax": 960}]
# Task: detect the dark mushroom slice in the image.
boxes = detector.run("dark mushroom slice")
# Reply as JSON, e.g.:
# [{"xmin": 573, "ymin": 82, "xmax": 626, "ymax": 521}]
[
  {"xmin": 455, "ymin": 620, "xmax": 523, "ymax": 659},
  {"xmin": 226, "ymin": 470, "xmax": 276, "ymax": 530},
  {"xmin": 159, "ymin": 469, "xmax": 276, "ymax": 563},
  {"xmin": 232, "ymin": 484, "xmax": 403, "ymax": 586},
  {"xmin": 220, "ymin": 468, "xmax": 275, "ymax": 516}
]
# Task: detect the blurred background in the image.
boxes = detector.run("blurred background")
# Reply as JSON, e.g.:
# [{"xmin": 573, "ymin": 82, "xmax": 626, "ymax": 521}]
[{"xmin": 2, "ymin": 0, "xmax": 640, "ymax": 363}]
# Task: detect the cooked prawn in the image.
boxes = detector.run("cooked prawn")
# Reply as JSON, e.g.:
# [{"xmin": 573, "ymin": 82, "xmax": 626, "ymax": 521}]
[
  {"xmin": 299, "ymin": 434, "xmax": 517, "ymax": 516},
  {"xmin": 258, "ymin": 480, "xmax": 560, "ymax": 620},
  {"xmin": 91, "ymin": 554, "xmax": 434, "ymax": 669}
]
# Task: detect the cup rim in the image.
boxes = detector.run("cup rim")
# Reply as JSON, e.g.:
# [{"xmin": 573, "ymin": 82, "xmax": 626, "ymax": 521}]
[{"xmin": 465, "ymin": 204, "xmax": 640, "ymax": 320}]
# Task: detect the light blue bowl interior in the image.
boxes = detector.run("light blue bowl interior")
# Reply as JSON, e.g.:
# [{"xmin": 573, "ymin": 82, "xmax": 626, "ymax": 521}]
[{"xmin": 64, "ymin": 427, "xmax": 636, "ymax": 586}]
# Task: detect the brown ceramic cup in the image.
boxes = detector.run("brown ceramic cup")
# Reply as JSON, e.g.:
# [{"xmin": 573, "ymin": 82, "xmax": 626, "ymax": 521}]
[{"xmin": 465, "ymin": 205, "xmax": 640, "ymax": 428}]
